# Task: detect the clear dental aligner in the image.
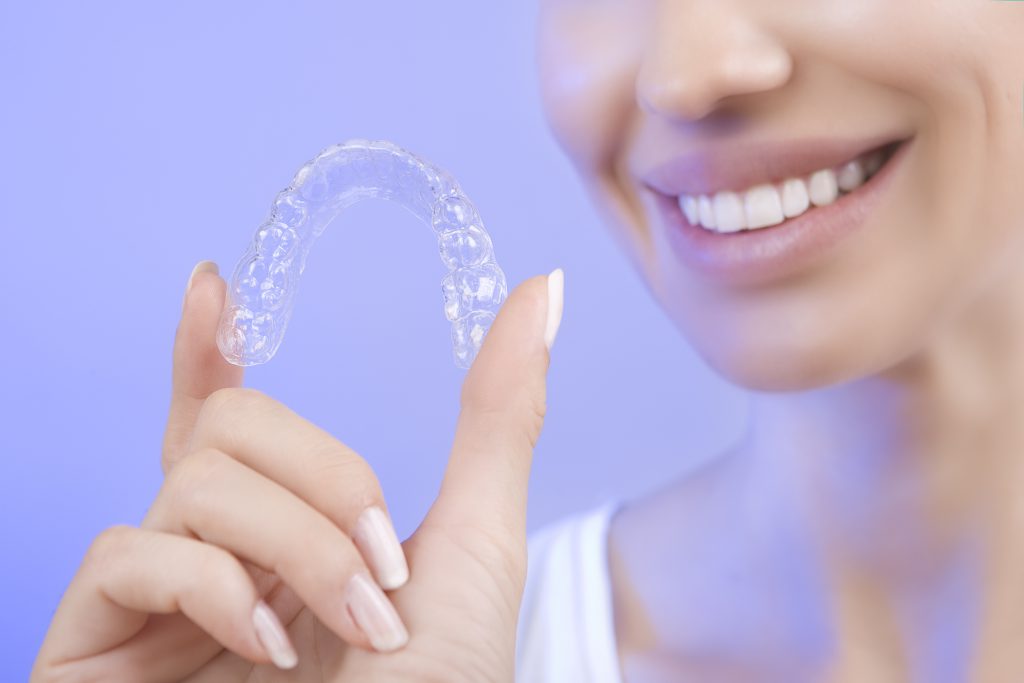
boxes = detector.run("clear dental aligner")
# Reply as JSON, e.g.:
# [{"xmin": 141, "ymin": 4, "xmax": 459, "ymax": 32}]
[{"xmin": 216, "ymin": 139, "xmax": 507, "ymax": 369}]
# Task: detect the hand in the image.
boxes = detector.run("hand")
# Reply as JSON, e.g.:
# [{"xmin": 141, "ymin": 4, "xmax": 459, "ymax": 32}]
[{"xmin": 31, "ymin": 261, "xmax": 563, "ymax": 682}]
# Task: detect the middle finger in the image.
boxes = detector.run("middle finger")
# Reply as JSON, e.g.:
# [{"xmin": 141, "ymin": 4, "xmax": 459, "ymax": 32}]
[{"xmin": 186, "ymin": 386, "xmax": 409, "ymax": 590}]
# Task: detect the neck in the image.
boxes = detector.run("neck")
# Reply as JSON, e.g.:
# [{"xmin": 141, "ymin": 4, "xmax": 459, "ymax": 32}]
[{"xmin": 742, "ymin": 260, "xmax": 1024, "ymax": 676}]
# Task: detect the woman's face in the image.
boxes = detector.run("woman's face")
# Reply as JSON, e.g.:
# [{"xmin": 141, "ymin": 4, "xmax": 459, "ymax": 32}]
[{"xmin": 537, "ymin": 0, "xmax": 1024, "ymax": 391}]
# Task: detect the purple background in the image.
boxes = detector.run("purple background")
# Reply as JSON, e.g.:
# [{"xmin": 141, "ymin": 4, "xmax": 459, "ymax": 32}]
[{"xmin": 0, "ymin": 1, "xmax": 747, "ymax": 676}]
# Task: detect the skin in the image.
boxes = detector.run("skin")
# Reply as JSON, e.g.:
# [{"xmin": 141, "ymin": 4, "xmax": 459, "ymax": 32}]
[
  {"xmin": 536, "ymin": 0, "xmax": 1024, "ymax": 681},
  {"xmin": 29, "ymin": 1, "xmax": 1024, "ymax": 682},
  {"xmin": 32, "ymin": 267, "xmax": 558, "ymax": 682}
]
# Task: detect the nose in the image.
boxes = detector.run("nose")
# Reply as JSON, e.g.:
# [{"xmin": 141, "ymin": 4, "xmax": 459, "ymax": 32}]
[{"xmin": 636, "ymin": 2, "xmax": 793, "ymax": 121}]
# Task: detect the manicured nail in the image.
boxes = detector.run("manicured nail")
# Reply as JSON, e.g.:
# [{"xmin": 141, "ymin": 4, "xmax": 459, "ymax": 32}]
[
  {"xmin": 352, "ymin": 506, "xmax": 410, "ymax": 591},
  {"xmin": 182, "ymin": 260, "xmax": 219, "ymax": 311},
  {"xmin": 252, "ymin": 600, "xmax": 298, "ymax": 670},
  {"xmin": 544, "ymin": 268, "xmax": 564, "ymax": 351},
  {"xmin": 345, "ymin": 571, "xmax": 409, "ymax": 652}
]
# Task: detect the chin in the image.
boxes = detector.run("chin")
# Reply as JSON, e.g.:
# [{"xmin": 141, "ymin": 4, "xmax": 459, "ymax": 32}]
[
  {"xmin": 702, "ymin": 346, "xmax": 849, "ymax": 393},
  {"xmin": 671, "ymin": 310, "xmax": 892, "ymax": 394}
]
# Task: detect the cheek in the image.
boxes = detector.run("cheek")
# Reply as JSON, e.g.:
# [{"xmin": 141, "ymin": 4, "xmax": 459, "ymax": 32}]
[
  {"xmin": 788, "ymin": 0, "xmax": 1024, "ymax": 255},
  {"xmin": 537, "ymin": 5, "xmax": 659, "ymax": 275},
  {"xmin": 536, "ymin": 6, "xmax": 642, "ymax": 171},
  {"xmin": 862, "ymin": 3, "xmax": 1024, "ymax": 362}
]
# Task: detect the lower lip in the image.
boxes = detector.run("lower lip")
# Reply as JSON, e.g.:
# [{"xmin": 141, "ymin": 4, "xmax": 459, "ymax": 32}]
[{"xmin": 656, "ymin": 139, "xmax": 912, "ymax": 286}]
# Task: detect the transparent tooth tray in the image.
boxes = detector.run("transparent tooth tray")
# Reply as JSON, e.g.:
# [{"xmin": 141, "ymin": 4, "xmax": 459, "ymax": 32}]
[{"xmin": 216, "ymin": 139, "xmax": 507, "ymax": 369}]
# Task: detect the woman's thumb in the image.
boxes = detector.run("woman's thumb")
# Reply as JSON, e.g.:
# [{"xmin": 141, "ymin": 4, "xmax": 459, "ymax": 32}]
[{"xmin": 429, "ymin": 269, "xmax": 564, "ymax": 543}]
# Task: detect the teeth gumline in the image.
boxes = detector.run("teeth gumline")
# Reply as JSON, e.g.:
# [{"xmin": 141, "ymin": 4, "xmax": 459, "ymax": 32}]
[{"xmin": 678, "ymin": 142, "xmax": 898, "ymax": 232}]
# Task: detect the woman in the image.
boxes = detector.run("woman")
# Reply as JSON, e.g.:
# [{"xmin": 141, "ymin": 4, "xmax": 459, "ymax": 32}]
[{"xmin": 32, "ymin": 1, "xmax": 1024, "ymax": 681}]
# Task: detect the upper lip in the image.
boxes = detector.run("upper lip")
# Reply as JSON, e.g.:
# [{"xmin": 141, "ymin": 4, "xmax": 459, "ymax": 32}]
[{"xmin": 639, "ymin": 134, "xmax": 908, "ymax": 198}]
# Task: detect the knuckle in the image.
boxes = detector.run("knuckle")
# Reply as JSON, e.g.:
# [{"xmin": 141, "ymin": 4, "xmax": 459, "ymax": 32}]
[
  {"xmin": 190, "ymin": 387, "xmax": 288, "ymax": 456},
  {"xmin": 208, "ymin": 386, "xmax": 265, "ymax": 412},
  {"xmin": 172, "ymin": 447, "xmax": 231, "ymax": 489},
  {"xmin": 164, "ymin": 448, "xmax": 232, "ymax": 516},
  {"xmin": 473, "ymin": 520, "xmax": 526, "ymax": 585},
  {"xmin": 460, "ymin": 387, "xmax": 548, "ymax": 451},
  {"xmin": 284, "ymin": 529, "xmax": 358, "ymax": 590},
  {"xmin": 196, "ymin": 387, "xmax": 267, "ymax": 435},
  {"xmin": 182, "ymin": 545, "xmax": 249, "ymax": 608},
  {"xmin": 83, "ymin": 525, "xmax": 135, "ymax": 572},
  {"xmin": 302, "ymin": 443, "xmax": 383, "ymax": 510},
  {"xmin": 442, "ymin": 518, "xmax": 526, "ymax": 610}
]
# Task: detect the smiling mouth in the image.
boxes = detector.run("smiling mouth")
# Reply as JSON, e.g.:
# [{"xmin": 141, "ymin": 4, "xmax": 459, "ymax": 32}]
[
  {"xmin": 639, "ymin": 133, "xmax": 914, "ymax": 284},
  {"xmin": 670, "ymin": 140, "xmax": 904, "ymax": 234}
]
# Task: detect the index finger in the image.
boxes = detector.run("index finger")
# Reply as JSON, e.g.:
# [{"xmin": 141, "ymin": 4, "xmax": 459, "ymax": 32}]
[{"xmin": 162, "ymin": 261, "xmax": 244, "ymax": 472}]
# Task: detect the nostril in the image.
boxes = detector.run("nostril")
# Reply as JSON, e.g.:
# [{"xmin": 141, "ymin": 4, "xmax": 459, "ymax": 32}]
[
  {"xmin": 636, "ymin": 75, "xmax": 722, "ymax": 122},
  {"xmin": 636, "ymin": 53, "xmax": 713, "ymax": 118},
  {"xmin": 635, "ymin": 20, "xmax": 793, "ymax": 122}
]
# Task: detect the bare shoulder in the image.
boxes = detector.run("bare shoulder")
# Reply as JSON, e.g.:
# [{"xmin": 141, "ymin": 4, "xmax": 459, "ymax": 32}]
[
  {"xmin": 608, "ymin": 447, "xmax": 744, "ymax": 566},
  {"xmin": 607, "ymin": 448, "xmax": 751, "ymax": 672},
  {"xmin": 607, "ymin": 446, "xmax": 833, "ymax": 681}
]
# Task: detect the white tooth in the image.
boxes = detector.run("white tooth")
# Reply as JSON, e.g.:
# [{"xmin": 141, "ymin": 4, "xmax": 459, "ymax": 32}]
[
  {"xmin": 679, "ymin": 195, "xmax": 699, "ymax": 226},
  {"xmin": 837, "ymin": 160, "xmax": 866, "ymax": 193},
  {"xmin": 743, "ymin": 184, "xmax": 785, "ymax": 229},
  {"xmin": 713, "ymin": 191, "xmax": 746, "ymax": 232},
  {"xmin": 863, "ymin": 151, "xmax": 884, "ymax": 176},
  {"xmin": 808, "ymin": 169, "xmax": 839, "ymax": 207},
  {"xmin": 698, "ymin": 195, "xmax": 717, "ymax": 229},
  {"xmin": 781, "ymin": 178, "xmax": 810, "ymax": 218}
]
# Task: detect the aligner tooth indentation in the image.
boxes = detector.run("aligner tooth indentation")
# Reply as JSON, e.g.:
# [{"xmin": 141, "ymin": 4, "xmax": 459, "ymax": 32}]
[{"xmin": 219, "ymin": 140, "xmax": 505, "ymax": 369}]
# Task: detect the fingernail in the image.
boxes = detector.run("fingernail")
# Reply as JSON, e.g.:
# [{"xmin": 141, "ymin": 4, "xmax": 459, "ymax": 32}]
[
  {"xmin": 352, "ymin": 506, "xmax": 410, "ymax": 590},
  {"xmin": 345, "ymin": 571, "xmax": 409, "ymax": 652},
  {"xmin": 182, "ymin": 260, "xmax": 219, "ymax": 311},
  {"xmin": 252, "ymin": 600, "xmax": 298, "ymax": 670},
  {"xmin": 544, "ymin": 268, "xmax": 564, "ymax": 351}
]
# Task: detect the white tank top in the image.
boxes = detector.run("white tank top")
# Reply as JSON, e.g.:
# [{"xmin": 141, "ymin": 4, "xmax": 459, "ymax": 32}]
[{"xmin": 514, "ymin": 500, "xmax": 625, "ymax": 683}]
